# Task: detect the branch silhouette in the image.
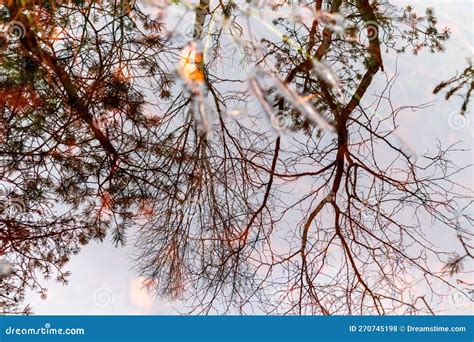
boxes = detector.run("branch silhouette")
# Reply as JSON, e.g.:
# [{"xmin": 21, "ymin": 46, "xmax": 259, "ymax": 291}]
[{"xmin": 0, "ymin": 0, "xmax": 471, "ymax": 314}]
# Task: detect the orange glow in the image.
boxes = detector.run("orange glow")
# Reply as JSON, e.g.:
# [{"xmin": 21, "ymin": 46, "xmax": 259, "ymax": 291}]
[{"xmin": 177, "ymin": 43, "xmax": 205, "ymax": 84}]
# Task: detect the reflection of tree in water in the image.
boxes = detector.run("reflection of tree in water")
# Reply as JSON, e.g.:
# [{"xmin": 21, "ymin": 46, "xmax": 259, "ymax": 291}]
[
  {"xmin": 0, "ymin": 0, "xmax": 472, "ymax": 314},
  {"xmin": 434, "ymin": 60, "xmax": 473, "ymax": 116}
]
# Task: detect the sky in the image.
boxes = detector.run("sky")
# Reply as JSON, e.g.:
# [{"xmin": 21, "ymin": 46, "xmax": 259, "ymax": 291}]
[{"xmin": 24, "ymin": 0, "xmax": 473, "ymax": 315}]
